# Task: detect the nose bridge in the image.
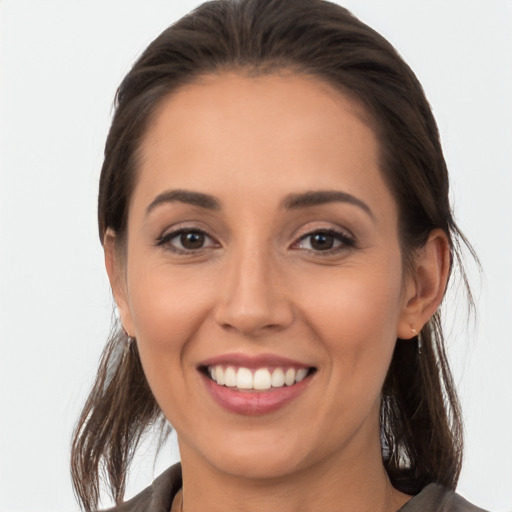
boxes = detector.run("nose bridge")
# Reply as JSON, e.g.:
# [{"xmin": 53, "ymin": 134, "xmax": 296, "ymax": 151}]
[{"xmin": 214, "ymin": 238, "xmax": 292, "ymax": 335}]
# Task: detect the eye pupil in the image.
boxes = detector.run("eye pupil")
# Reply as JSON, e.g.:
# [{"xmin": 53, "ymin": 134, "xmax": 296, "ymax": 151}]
[
  {"xmin": 180, "ymin": 232, "xmax": 205, "ymax": 249},
  {"xmin": 310, "ymin": 233, "xmax": 334, "ymax": 250}
]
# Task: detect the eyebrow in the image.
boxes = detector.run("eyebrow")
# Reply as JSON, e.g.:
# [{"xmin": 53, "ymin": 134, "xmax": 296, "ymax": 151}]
[
  {"xmin": 145, "ymin": 188, "xmax": 374, "ymax": 219},
  {"xmin": 282, "ymin": 190, "xmax": 374, "ymax": 219},
  {"xmin": 146, "ymin": 189, "xmax": 220, "ymax": 215}
]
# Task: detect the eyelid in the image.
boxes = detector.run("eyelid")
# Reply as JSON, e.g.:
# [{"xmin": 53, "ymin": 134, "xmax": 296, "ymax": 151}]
[
  {"xmin": 290, "ymin": 225, "xmax": 357, "ymax": 253},
  {"xmin": 155, "ymin": 224, "xmax": 220, "ymax": 254},
  {"xmin": 154, "ymin": 222, "xmax": 355, "ymax": 255},
  {"xmin": 292, "ymin": 221, "xmax": 355, "ymax": 242}
]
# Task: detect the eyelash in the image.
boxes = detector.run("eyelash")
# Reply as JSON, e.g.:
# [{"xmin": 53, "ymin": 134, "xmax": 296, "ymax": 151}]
[
  {"xmin": 155, "ymin": 227, "xmax": 356, "ymax": 255},
  {"xmin": 292, "ymin": 228, "xmax": 356, "ymax": 255},
  {"xmin": 155, "ymin": 228, "xmax": 218, "ymax": 255}
]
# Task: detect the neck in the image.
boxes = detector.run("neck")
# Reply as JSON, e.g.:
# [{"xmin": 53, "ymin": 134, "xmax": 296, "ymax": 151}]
[{"xmin": 177, "ymin": 438, "xmax": 411, "ymax": 512}]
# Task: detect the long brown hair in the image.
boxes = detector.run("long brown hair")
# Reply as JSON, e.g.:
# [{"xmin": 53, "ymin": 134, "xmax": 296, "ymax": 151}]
[{"xmin": 71, "ymin": 0, "xmax": 475, "ymax": 509}]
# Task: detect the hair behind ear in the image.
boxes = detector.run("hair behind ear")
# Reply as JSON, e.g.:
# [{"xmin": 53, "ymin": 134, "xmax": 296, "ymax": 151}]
[
  {"xmin": 70, "ymin": 326, "xmax": 165, "ymax": 512},
  {"xmin": 381, "ymin": 314, "xmax": 463, "ymax": 494}
]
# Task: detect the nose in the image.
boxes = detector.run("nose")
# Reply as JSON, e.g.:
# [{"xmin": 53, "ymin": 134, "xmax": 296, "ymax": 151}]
[{"xmin": 213, "ymin": 245, "xmax": 294, "ymax": 337}]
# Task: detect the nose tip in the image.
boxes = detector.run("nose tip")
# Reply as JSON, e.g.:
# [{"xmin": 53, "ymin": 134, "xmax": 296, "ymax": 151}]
[
  {"xmin": 213, "ymin": 256, "xmax": 293, "ymax": 336},
  {"xmin": 215, "ymin": 299, "xmax": 288, "ymax": 336},
  {"xmin": 216, "ymin": 306, "xmax": 283, "ymax": 336}
]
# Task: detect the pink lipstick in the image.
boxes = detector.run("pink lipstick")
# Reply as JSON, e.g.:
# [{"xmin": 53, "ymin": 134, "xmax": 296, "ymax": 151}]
[{"xmin": 198, "ymin": 353, "xmax": 316, "ymax": 415}]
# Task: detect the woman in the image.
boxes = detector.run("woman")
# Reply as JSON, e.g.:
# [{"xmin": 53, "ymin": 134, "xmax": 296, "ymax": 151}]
[{"xmin": 71, "ymin": 0, "xmax": 486, "ymax": 510}]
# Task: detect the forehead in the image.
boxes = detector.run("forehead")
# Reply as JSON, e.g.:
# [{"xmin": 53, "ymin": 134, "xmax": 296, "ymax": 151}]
[
  {"xmin": 134, "ymin": 71, "xmax": 394, "ymax": 218},
  {"xmin": 141, "ymin": 71, "xmax": 375, "ymax": 162}
]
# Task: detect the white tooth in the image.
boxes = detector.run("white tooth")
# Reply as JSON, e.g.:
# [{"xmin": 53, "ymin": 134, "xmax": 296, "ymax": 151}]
[
  {"xmin": 215, "ymin": 366, "xmax": 225, "ymax": 385},
  {"xmin": 284, "ymin": 368, "xmax": 296, "ymax": 386},
  {"xmin": 209, "ymin": 366, "xmax": 215, "ymax": 381},
  {"xmin": 236, "ymin": 367, "xmax": 253, "ymax": 389},
  {"xmin": 295, "ymin": 368, "xmax": 308, "ymax": 382},
  {"xmin": 271, "ymin": 368, "xmax": 285, "ymax": 388},
  {"xmin": 253, "ymin": 369, "xmax": 272, "ymax": 390},
  {"xmin": 224, "ymin": 366, "xmax": 237, "ymax": 387}
]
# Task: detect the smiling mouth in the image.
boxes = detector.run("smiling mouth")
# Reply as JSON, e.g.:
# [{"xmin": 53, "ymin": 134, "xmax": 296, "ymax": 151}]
[{"xmin": 200, "ymin": 365, "xmax": 317, "ymax": 391}]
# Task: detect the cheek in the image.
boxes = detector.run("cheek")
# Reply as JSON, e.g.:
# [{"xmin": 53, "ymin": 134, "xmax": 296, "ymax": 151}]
[
  {"xmin": 127, "ymin": 259, "xmax": 210, "ymax": 345},
  {"xmin": 124, "ymin": 260, "xmax": 215, "ymax": 405},
  {"xmin": 292, "ymin": 259, "xmax": 404, "ymax": 379}
]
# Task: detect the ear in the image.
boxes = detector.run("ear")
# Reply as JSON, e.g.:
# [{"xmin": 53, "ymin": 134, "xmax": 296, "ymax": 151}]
[
  {"xmin": 104, "ymin": 229, "xmax": 135, "ymax": 337},
  {"xmin": 397, "ymin": 229, "xmax": 451, "ymax": 339}
]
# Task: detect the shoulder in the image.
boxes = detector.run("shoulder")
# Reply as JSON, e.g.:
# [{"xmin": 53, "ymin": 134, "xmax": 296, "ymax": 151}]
[
  {"xmin": 101, "ymin": 463, "xmax": 182, "ymax": 512},
  {"xmin": 399, "ymin": 484, "xmax": 490, "ymax": 512}
]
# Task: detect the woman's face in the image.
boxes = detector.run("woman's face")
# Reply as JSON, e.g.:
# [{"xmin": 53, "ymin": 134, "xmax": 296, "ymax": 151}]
[{"xmin": 112, "ymin": 72, "xmax": 418, "ymax": 479}]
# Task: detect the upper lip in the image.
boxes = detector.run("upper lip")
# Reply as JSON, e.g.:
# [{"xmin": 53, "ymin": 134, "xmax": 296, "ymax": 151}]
[{"xmin": 198, "ymin": 352, "xmax": 314, "ymax": 370}]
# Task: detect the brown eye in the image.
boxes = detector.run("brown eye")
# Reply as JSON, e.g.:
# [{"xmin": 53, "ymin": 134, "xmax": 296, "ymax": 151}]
[
  {"xmin": 180, "ymin": 231, "xmax": 205, "ymax": 249},
  {"xmin": 293, "ymin": 229, "xmax": 355, "ymax": 254},
  {"xmin": 309, "ymin": 233, "xmax": 335, "ymax": 250},
  {"xmin": 156, "ymin": 228, "xmax": 218, "ymax": 253}
]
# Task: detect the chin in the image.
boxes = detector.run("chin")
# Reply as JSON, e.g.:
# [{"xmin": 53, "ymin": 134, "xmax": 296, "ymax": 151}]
[
  {"xmin": 193, "ymin": 427, "xmax": 321, "ymax": 481},
  {"xmin": 212, "ymin": 449, "xmax": 306, "ymax": 480}
]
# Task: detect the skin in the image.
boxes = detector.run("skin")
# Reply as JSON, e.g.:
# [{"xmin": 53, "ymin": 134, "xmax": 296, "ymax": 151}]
[{"xmin": 106, "ymin": 72, "xmax": 450, "ymax": 512}]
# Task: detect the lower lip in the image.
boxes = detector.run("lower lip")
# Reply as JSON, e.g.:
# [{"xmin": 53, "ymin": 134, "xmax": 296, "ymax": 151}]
[{"xmin": 202, "ymin": 373, "xmax": 312, "ymax": 416}]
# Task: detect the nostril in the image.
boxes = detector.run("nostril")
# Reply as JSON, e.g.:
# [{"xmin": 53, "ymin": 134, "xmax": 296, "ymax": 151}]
[{"xmin": 214, "ymin": 306, "xmax": 292, "ymax": 336}]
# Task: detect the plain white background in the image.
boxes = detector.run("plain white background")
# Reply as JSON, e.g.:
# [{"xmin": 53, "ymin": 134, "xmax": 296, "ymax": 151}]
[{"xmin": 1, "ymin": 1, "xmax": 511, "ymax": 511}]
